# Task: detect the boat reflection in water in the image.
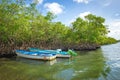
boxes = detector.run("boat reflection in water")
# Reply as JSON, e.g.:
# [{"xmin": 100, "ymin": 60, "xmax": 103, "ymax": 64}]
[{"xmin": 16, "ymin": 57, "xmax": 57, "ymax": 66}]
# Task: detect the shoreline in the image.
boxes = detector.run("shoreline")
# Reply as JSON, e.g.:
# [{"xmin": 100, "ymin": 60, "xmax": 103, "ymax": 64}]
[{"xmin": 0, "ymin": 43, "xmax": 100, "ymax": 58}]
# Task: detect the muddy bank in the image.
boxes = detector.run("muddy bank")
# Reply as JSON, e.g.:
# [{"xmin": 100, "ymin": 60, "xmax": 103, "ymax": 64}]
[
  {"xmin": 0, "ymin": 43, "xmax": 100, "ymax": 57},
  {"xmin": 0, "ymin": 44, "xmax": 16, "ymax": 58},
  {"xmin": 59, "ymin": 43, "xmax": 100, "ymax": 51},
  {"xmin": 56, "ymin": 43, "xmax": 100, "ymax": 51}
]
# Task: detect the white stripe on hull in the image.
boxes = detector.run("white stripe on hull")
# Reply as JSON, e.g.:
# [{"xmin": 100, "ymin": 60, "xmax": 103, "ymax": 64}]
[{"xmin": 56, "ymin": 54, "xmax": 71, "ymax": 58}]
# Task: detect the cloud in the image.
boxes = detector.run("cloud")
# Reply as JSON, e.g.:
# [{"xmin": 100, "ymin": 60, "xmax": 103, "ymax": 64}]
[
  {"xmin": 103, "ymin": 2, "xmax": 111, "ymax": 6},
  {"xmin": 102, "ymin": 0, "xmax": 113, "ymax": 6},
  {"xmin": 73, "ymin": 0, "xmax": 90, "ymax": 4},
  {"xmin": 78, "ymin": 11, "xmax": 91, "ymax": 19},
  {"xmin": 68, "ymin": 11, "xmax": 91, "ymax": 25},
  {"xmin": 44, "ymin": 2, "xmax": 63, "ymax": 15},
  {"xmin": 33, "ymin": 0, "xmax": 43, "ymax": 4},
  {"xmin": 115, "ymin": 13, "xmax": 120, "ymax": 17},
  {"xmin": 109, "ymin": 20, "xmax": 120, "ymax": 27},
  {"xmin": 107, "ymin": 20, "xmax": 120, "ymax": 40}
]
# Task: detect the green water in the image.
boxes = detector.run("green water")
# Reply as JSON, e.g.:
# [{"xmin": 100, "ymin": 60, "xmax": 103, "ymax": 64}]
[{"xmin": 0, "ymin": 42, "xmax": 120, "ymax": 80}]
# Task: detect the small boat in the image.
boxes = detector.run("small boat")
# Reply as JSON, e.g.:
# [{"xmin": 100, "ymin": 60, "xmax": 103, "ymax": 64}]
[
  {"xmin": 28, "ymin": 48, "xmax": 77, "ymax": 58},
  {"xmin": 15, "ymin": 50, "xmax": 56, "ymax": 61}
]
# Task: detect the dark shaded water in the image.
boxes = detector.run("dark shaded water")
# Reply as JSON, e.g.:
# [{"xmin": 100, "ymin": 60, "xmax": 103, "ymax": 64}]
[{"xmin": 0, "ymin": 42, "xmax": 120, "ymax": 80}]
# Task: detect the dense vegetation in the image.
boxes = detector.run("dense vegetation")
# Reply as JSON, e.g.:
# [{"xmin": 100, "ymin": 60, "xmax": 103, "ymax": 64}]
[{"xmin": 0, "ymin": 0, "xmax": 117, "ymax": 55}]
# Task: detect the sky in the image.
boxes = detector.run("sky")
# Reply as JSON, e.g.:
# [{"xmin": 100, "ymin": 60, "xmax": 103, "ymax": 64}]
[{"xmin": 33, "ymin": 0, "xmax": 120, "ymax": 40}]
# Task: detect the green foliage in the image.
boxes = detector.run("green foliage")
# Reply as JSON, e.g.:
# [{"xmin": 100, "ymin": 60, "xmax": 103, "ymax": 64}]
[
  {"xmin": 0, "ymin": 0, "xmax": 116, "ymax": 47},
  {"xmin": 98, "ymin": 37, "xmax": 117, "ymax": 45},
  {"xmin": 45, "ymin": 12, "xmax": 56, "ymax": 21},
  {"xmin": 71, "ymin": 14, "xmax": 113, "ymax": 44}
]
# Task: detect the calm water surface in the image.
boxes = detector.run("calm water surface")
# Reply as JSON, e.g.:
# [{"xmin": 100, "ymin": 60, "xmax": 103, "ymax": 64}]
[{"xmin": 0, "ymin": 42, "xmax": 120, "ymax": 80}]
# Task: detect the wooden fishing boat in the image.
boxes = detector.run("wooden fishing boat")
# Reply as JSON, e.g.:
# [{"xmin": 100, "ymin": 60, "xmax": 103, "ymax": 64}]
[{"xmin": 15, "ymin": 50, "xmax": 56, "ymax": 61}]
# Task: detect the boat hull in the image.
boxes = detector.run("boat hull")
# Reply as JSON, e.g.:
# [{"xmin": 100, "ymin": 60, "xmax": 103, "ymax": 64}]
[{"xmin": 16, "ymin": 51, "xmax": 56, "ymax": 61}]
